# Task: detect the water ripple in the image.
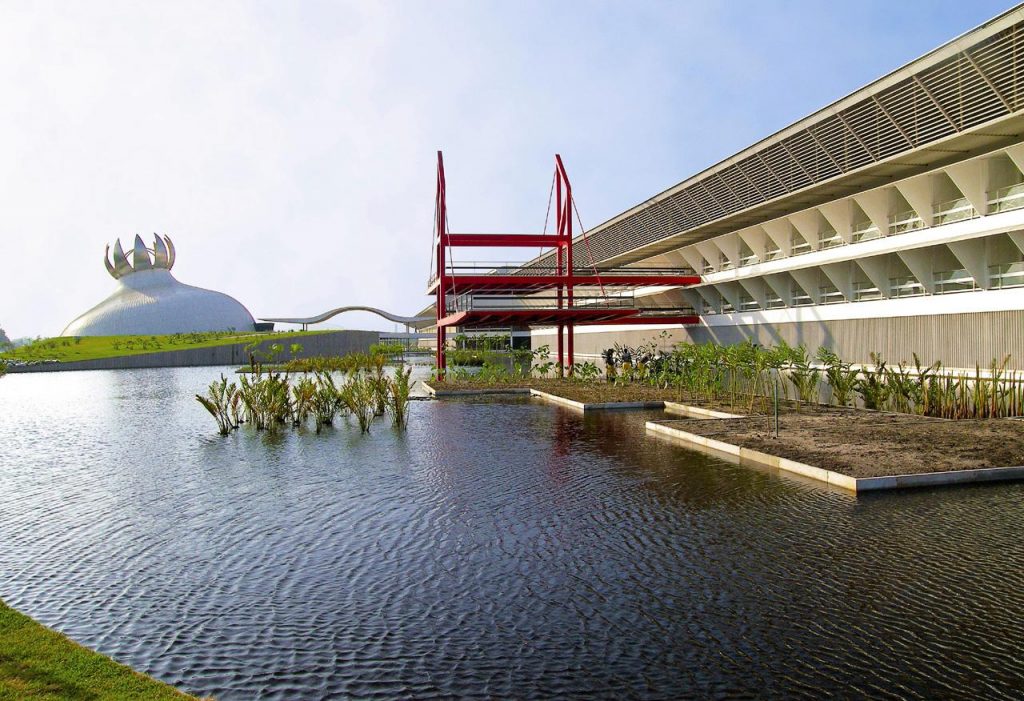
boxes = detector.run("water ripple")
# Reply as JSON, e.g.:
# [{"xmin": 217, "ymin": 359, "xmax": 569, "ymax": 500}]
[{"xmin": 1, "ymin": 367, "xmax": 1023, "ymax": 699}]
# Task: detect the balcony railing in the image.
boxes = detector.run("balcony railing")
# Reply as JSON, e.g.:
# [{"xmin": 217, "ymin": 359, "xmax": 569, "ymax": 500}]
[
  {"xmin": 987, "ymin": 182, "xmax": 1024, "ymax": 214},
  {"xmin": 934, "ymin": 269, "xmax": 976, "ymax": 294},
  {"xmin": 851, "ymin": 221, "xmax": 881, "ymax": 242},
  {"xmin": 739, "ymin": 297, "xmax": 760, "ymax": 311},
  {"xmin": 888, "ymin": 209, "xmax": 924, "ymax": 235},
  {"xmin": 791, "ymin": 291, "xmax": 813, "ymax": 306},
  {"xmin": 739, "ymin": 254, "xmax": 759, "ymax": 267},
  {"xmin": 721, "ymin": 302, "xmax": 735, "ymax": 313},
  {"xmin": 890, "ymin": 276, "xmax": 926, "ymax": 298},
  {"xmin": 791, "ymin": 239, "xmax": 812, "ymax": 255},
  {"xmin": 852, "ymin": 280, "xmax": 884, "ymax": 301},
  {"xmin": 818, "ymin": 230, "xmax": 844, "ymax": 249},
  {"xmin": 765, "ymin": 296, "xmax": 786, "ymax": 309},
  {"xmin": 765, "ymin": 247, "xmax": 783, "ymax": 261},
  {"xmin": 718, "ymin": 257, "xmax": 734, "ymax": 271},
  {"xmin": 449, "ymin": 292, "xmax": 633, "ymax": 314},
  {"xmin": 819, "ymin": 286, "xmax": 845, "ymax": 304},
  {"xmin": 933, "ymin": 197, "xmax": 976, "ymax": 226},
  {"xmin": 989, "ymin": 261, "xmax": 1024, "ymax": 289},
  {"xmin": 702, "ymin": 263, "xmax": 714, "ymax": 274}
]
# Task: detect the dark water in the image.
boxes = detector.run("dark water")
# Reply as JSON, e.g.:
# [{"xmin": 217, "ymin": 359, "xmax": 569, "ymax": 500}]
[{"xmin": 1, "ymin": 367, "xmax": 1023, "ymax": 699}]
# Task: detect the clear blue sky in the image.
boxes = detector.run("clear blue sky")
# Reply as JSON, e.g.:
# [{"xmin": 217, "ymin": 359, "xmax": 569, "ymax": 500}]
[{"xmin": 0, "ymin": 0, "xmax": 1017, "ymax": 337}]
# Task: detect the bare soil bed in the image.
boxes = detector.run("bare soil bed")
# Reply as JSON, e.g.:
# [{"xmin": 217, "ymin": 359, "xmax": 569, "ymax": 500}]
[
  {"xmin": 431, "ymin": 379, "xmax": 751, "ymax": 412},
  {"xmin": 653, "ymin": 410, "xmax": 1024, "ymax": 478}
]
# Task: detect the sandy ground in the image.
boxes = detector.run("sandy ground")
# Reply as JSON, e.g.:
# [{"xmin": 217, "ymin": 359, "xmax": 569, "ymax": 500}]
[
  {"xmin": 653, "ymin": 410, "xmax": 1024, "ymax": 477},
  {"xmin": 434, "ymin": 379, "xmax": 752, "ymax": 411}
]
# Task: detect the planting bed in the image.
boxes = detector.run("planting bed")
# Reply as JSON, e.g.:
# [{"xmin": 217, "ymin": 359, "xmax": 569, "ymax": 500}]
[
  {"xmin": 430, "ymin": 379, "xmax": 751, "ymax": 412},
  {"xmin": 651, "ymin": 408, "xmax": 1024, "ymax": 478}
]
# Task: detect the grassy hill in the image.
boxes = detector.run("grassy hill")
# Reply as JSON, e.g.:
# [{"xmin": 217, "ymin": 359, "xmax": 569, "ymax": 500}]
[{"xmin": 0, "ymin": 330, "xmax": 323, "ymax": 364}]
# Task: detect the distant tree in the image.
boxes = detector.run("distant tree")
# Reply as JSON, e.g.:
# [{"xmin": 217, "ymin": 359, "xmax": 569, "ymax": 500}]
[{"xmin": 0, "ymin": 326, "xmax": 10, "ymax": 351}]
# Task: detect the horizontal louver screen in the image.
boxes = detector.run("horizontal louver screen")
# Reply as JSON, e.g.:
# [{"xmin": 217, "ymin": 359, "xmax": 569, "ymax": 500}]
[{"xmin": 529, "ymin": 20, "xmax": 1024, "ymax": 269}]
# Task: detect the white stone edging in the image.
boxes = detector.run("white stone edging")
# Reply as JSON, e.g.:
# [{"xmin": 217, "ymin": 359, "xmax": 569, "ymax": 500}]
[
  {"xmin": 645, "ymin": 420, "xmax": 1024, "ymax": 493},
  {"xmin": 421, "ymin": 382, "xmax": 531, "ymax": 397}
]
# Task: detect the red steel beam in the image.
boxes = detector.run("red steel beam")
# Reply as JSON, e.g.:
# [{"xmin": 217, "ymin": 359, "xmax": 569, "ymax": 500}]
[
  {"xmin": 446, "ymin": 234, "xmax": 563, "ymax": 247},
  {"xmin": 436, "ymin": 308, "xmax": 640, "ymax": 328},
  {"xmin": 434, "ymin": 274, "xmax": 701, "ymax": 291},
  {"xmin": 576, "ymin": 315, "xmax": 700, "ymax": 326}
]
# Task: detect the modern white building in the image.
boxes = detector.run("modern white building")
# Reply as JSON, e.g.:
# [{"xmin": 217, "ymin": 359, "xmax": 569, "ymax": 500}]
[
  {"xmin": 62, "ymin": 234, "xmax": 256, "ymax": 336},
  {"xmin": 532, "ymin": 5, "xmax": 1024, "ymax": 370}
]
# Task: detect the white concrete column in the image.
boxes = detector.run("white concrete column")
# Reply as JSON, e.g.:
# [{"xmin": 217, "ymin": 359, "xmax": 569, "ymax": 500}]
[
  {"xmin": 856, "ymin": 255, "xmax": 893, "ymax": 299},
  {"xmin": 944, "ymin": 159, "xmax": 989, "ymax": 215},
  {"xmin": 818, "ymin": 200, "xmax": 853, "ymax": 244},
  {"xmin": 897, "ymin": 248, "xmax": 936, "ymax": 294},
  {"xmin": 947, "ymin": 239, "xmax": 990, "ymax": 290},
  {"xmin": 853, "ymin": 188, "xmax": 891, "ymax": 236},
  {"xmin": 894, "ymin": 174, "xmax": 934, "ymax": 228}
]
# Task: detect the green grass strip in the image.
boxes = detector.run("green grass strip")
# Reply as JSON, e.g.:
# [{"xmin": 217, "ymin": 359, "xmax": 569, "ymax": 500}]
[
  {"xmin": 1, "ymin": 330, "xmax": 326, "ymax": 364},
  {"xmin": 0, "ymin": 600, "xmax": 197, "ymax": 700}
]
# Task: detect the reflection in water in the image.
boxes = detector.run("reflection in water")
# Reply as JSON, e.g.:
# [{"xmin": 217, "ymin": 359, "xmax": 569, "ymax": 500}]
[{"xmin": 1, "ymin": 367, "xmax": 1023, "ymax": 699}]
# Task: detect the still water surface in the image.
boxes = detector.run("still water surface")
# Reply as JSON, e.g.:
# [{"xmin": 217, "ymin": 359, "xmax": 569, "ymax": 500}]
[{"xmin": 1, "ymin": 366, "xmax": 1023, "ymax": 699}]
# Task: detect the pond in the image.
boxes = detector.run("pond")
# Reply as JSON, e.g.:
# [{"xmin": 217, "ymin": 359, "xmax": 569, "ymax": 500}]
[{"xmin": 1, "ymin": 366, "xmax": 1023, "ymax": 699}]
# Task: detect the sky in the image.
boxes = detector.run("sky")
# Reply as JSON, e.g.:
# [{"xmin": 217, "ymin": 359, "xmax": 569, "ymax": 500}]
[{"xmin": 0, "ymin": 0, "xmax": 1017, "ymax": 338}]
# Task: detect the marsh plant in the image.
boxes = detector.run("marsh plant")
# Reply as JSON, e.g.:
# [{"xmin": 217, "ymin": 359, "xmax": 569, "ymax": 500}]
[
  {"xmin": 196, "ymin": 352, "xmax": 416, "ymax": 436},
  {"xmin": 386, "ymin": 365, "xmax": 413, "ymax": 429},
  {"xmin": 195, "ymin": 374, "xmax": 239, "ymax": 435},
  {"xmin": 448, "ymin": 334, "xmax": 1024, "ymax": 421},
  {"xmin": 340, "ymin": 373, "xmax": 376, "ymax": 433}
]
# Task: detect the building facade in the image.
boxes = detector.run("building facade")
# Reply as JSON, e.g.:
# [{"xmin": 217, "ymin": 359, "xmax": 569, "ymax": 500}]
[
  {"xmin": 63, "ymin": 234, "xmax": 256, "ymax": 337},
  {"xmin": 532, "ymin": 6, "xmax": 1024, "ymax": 370}
]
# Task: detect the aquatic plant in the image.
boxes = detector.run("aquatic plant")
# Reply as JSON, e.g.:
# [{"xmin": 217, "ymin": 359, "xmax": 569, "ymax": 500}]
[
  {"xmin": 340, "ymin": 373, "xmax": 376, "ymax": 433},
  {"xmin": 291, "ymin": 376, "xmax": 317, "ymax": 426},
  {"xmin": 237, "ymin": 370, "xmax": 292, "ymax": 430},
  {"xmin": 370, "ymin": 340, "xmax": 406, "ymax": 358},
  {"xmin": 195, "ymin": 374, "xmax": 239, "ymax": 435},
  {"xmin": 386, "ymin": 365, "xmax": 413, "ymax": 429},
  {"xmin": 311, "ymin": 371, "xmax": 342, "ymax": 428},
  {"xmin": 368, "ymin": 353, "xmax": 390, "ymax": 416}
]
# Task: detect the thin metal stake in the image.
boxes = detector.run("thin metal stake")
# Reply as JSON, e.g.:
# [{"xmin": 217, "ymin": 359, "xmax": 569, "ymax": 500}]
[{"xmin": 773, "ymin": 375, "xmax": 780, "ymax": 439}]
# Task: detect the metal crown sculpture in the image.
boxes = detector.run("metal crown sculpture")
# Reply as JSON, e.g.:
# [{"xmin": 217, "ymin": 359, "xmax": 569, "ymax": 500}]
[{"xmin": 104, "ymin": 234, "xmax": 176, "ymax": 280}]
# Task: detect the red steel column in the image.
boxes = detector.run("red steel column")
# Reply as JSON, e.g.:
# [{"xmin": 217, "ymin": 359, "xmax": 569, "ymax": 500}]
[
  {"xmin": 558, "ymin": 155, "xmax": 574, "ymax": 373},
  {"xmin": 555, "ymin": 166, "xmax": 565, "ymax": 377},
  {"xmin": 435, "ymin": 151, "xmax": 447, "ymax": 379}
]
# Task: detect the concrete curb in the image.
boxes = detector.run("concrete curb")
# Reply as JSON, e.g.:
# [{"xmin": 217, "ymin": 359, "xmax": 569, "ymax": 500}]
[
  {"xmin": 645, "ymin": 420, "xmax": 1024, "ymax": 493},
  {"xmin": 528, "ymin": 390, "xmax": 664, "ymax": 412},
  {"xmin": 663, "ymin": 402, "xmax": 744, "ymax": 419},
  {"xmin": 421, "ymin": 384, "xmax": 746, "ymax": 415},
  {"xmin": 421, "ymin": 382, "xmax": 531, "ymax": 397}
]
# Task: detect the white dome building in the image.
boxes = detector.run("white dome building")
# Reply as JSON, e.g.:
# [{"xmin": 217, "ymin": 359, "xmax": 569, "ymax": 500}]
[{"xmin": 62, "ymin": 234, "xmax": 256, "ymax": 336}]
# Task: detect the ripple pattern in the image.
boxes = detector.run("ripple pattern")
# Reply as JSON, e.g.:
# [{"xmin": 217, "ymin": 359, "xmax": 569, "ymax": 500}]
[{"xmin": 1, "ymin": 367, "xmax": 1024, "ymax": 699}]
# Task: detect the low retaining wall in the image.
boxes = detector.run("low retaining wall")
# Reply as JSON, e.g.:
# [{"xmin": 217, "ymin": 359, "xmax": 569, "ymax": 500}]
[
  {"xmin": 9, "ymin": 331, "xmax": 379, "ymax": 373},
  {"xmin": 422, "ymin": 384, "xmax": 745, "ymax": 416},
  {"xmin": 646, "ymin": 420, "xmax": 1024, "ymax": 493}
]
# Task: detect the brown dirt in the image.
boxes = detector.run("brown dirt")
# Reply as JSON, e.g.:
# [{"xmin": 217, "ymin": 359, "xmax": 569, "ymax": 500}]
[
  {"xmin": 433, "ymin": 379, "xmax": 748, "ymax": 411},
  {"xmin": 652, "ymin": 412, "xmax": 1024, "ymax": 478}
]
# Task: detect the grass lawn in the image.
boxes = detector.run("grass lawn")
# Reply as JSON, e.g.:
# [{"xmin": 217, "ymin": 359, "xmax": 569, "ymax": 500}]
[
  {"xmin": 1, "ymin": 330, "xmax": 327, "ymax": 364},
  {"xmin": 0, "ymin": 600, "xmax": 196, "ymax": 700}
]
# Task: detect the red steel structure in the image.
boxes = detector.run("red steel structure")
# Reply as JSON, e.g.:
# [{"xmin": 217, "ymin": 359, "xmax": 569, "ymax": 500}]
[{"xmin": 429, "ymin": 151, "xmax": 700, "ymax": 378}]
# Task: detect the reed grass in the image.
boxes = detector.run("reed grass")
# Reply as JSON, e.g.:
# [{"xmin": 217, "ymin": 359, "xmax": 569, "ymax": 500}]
[
  {"xmin": 452, "ymin": 337, "xmax": 1024, "ymax": 421},
  {"xmin": 386, "ymin": 366, "xmax": 413, "ymax": 429},
  {"xmin": 198, "ymin": 351, "xmax": 415, "ymax": 436}
]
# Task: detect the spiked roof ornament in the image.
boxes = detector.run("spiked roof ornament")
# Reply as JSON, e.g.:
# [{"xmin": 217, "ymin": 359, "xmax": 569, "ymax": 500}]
[{"xmin": 104, "ymin": 234, "xmax": 177, "ymax": 280}]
